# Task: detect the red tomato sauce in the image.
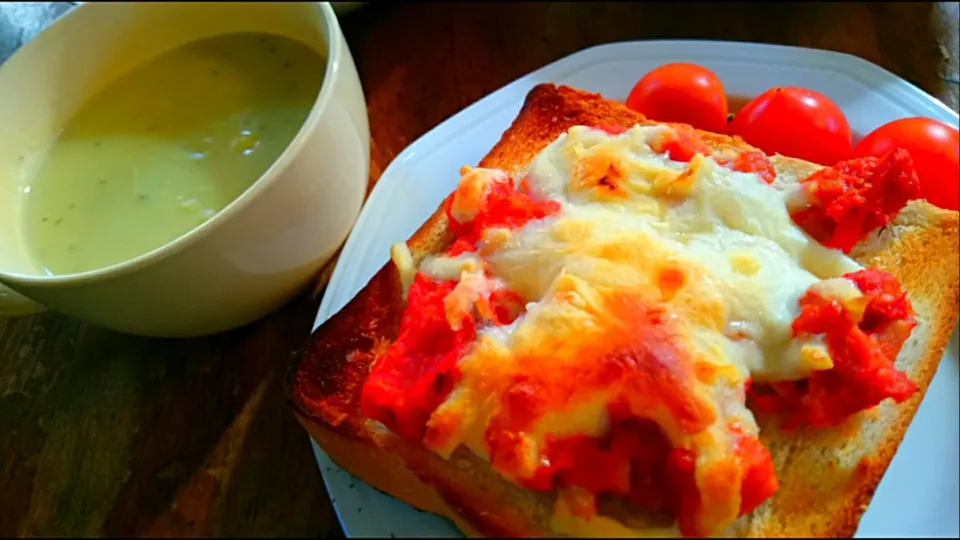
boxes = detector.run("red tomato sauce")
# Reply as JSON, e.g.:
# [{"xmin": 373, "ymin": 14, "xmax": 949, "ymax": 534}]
[
  {"xmin": 444, "ymin": 174, "xmax": 561, "ymax": 256},
  {"xmin": 640, "ymin": 123, "xmax": 778, "ymax": 184},
  {"xmin": 360, "ymin": 275, "xmax": 474, "ymax": 440},
  {"xmin": 477, "ymin": 301, "xmax": 779, "ymax": 536},
  {"xmin": 748, "ymin": 269, "xmax": 918, "ymax": 429},
  {"xmin": 649, "ymin": 123, "xmax": 711, "ymax": 162},
  {"xmin": 594, "ymin": 124, "xmax": 630, "ymax": 136},
  {"xmin": 732, "ymin": 424, "xmax": 780, "ymax": 516},
  {"xmin": 362, "ymin": 174, "xmax": 557, "ymax": 440},
  {"xmin": 790, "ymin": 149, "xmax": 922, "ymax": 254},
  {"xmin": 722, "ymin": 151, "xmax": 778, "ymax": 184},
  {"xmin": 505, "ymin": 411, "xmax": 777, "ymax": 537}
]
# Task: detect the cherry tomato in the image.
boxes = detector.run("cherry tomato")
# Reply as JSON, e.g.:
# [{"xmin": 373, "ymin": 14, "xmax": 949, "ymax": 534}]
[
  {"xmin": 853, "ymin": 117, "xmax": 959, "ymax": 211},
  {"xmin": 729, "ymin": 87, "xmax": 852, "ymax": 166},
  {"xmin": 625, "ymin": 63, "xmax": 729, "ymax": 134}
]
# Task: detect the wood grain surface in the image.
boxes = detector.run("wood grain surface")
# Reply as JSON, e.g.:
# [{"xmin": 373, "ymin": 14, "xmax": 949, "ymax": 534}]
[{"xmin": 1, "ymin": 2, "xmax": 957, "ymax": 538}]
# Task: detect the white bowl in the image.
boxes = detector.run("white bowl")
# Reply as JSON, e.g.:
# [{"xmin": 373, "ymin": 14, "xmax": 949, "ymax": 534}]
[{"xmin": 0, "ymin": 2, "xmax": 369, "ymax": 337}]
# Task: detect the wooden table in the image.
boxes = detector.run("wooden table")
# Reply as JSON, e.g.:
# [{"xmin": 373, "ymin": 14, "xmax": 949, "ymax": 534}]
[{"xmin": 1, "ymin": 2, "xmax": 956, "ymax": 537}]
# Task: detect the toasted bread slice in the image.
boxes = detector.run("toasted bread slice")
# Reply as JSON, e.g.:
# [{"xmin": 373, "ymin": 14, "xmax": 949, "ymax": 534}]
[{"xmin": 289, "ymin": 84, "xmax": 960, "ymax": 537}]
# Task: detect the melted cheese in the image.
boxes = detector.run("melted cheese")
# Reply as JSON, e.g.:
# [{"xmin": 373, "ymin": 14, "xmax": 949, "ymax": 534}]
[
  {"xmin": 450, "ymin": 167, "xmax": 508, "ymax": 223},
  {"xmin": 390, "ymin": 242, "xmax": 416, "ymax": 300},
  {"xmin": 419, "ymin": 252, "xmax": 484, "ymax": 281},
  {"xmin": 413, "ymin": 124, "xmax": 864, "ymax": 535}
]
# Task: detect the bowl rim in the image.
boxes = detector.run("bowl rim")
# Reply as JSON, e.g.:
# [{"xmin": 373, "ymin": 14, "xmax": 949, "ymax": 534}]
[{"xmin": 0, "ymin": 1, "xmax": 344, "ymax": 287}]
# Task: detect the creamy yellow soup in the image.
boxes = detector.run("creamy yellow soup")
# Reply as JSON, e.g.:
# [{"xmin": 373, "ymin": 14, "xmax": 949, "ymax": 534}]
[{"xmin": 23, "ymin": 32, "xmax": 325, "ymax": 275}]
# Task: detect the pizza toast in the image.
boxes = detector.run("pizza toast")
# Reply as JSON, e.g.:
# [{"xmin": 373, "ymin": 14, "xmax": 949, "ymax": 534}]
[{"xmin": 289, "ymin": 83, "xmax": 960, "ymax": 537}]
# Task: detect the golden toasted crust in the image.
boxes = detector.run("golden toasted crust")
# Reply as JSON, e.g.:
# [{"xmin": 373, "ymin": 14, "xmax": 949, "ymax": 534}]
[{"xmin": 289, "ymin": 84, "xmax": 960, "ymax": 538}]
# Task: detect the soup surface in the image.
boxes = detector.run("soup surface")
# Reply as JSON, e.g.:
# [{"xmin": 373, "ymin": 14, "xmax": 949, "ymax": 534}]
[{"xmin": 23, "ymin": 32, "xmax": 325, "ymax": 275}]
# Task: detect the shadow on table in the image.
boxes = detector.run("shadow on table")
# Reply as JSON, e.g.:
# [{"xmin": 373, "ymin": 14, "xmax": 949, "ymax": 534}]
[{"xmin": 0, "ymin": 288, "xmax": 334, "ymax": 537}]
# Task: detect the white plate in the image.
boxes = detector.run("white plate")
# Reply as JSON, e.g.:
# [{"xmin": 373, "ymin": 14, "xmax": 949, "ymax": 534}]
[{"xmin": 309, "ymin": 40, "xmax": 960, "ymax": 538}]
